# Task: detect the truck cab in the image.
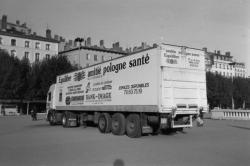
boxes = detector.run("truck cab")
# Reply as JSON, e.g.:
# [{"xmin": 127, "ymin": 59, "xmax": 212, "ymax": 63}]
[{"xmin": 46, "ymin": 84, "xmax": 56, "ymax": 120}]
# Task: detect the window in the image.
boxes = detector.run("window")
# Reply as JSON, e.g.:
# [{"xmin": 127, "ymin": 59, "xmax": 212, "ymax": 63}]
[
  {"xmin": 46, "ymin": 54, "xmax": 50, "ymax": 60},
  {"xmin": 48, "ymin": 92, "xmax": 51, "ymax": 101},
  {"xmin": 35, "ymin": 53, "xmax": 40, "ymax": 61},
  {"xmin": 11, "ymin": 39, "xmax": 16, "ymax": 46},
  {"xmin": 24, "ymin": 52, "xmax": 29, "ymax": 59},
  {"xmin": 102, "ymin": 56, "xmax": 105, "ymax": 62},
  {"xmin": 94, "ymin": 55, "xmax": 98, "ymax": 61},
  {"xmin": 86, "ymin": 54, "xmax": 90, "ymax": 60},
  {"xmin": 11, "ymin": 50, "xmax": 16, "ymax": 56},
  {"xmin": 35, "ymin": 42, "xmax": 40, "ymax": 49},
  {"xmin": 0, "ymin": 37, "xmax": 2, "ymax": 44},
  {"xmin": 219, "ymin": 64, "xmax": 221, "ymax": 68},
  {"xmin": 59, "ymin": 92, "xmax": 62, "ymax": 102},
  {"xmin": 25, "ymin": 41, "xmax": 30, "ymax": 48},
  {"xmin": 110, "ymin": 57, "xmax": 112, "ymax": 60},
  {"xmin": 46, "ymin": 44, "xmax": 50, "ymax": 50}
]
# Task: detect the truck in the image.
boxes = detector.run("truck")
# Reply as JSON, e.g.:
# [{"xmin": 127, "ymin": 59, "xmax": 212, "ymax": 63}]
[{"xmin": 46, "ymin": 43, "xmax": 208, "ymax": 138}]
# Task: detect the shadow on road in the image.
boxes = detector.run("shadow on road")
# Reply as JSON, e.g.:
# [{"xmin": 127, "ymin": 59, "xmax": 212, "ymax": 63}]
[
  {"xmin": 161, "ymin": 129, "xmax": 187, "ymax": 135},
  {"xmin": 113, "ymin": 159, "xmax": 125, "ymax": 166},
  {"xmin": 229, "ymin": 125, "xmax": 250, "ymax": 131},
  {"xmin": 25, "ymin": 123, "xmax": 51, "ymax": 128}
]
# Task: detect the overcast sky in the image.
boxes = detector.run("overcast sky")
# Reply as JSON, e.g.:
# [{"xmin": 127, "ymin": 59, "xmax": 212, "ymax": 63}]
[{"xmin": 1, "ymin": 0, "xmax": 249, "ymax": 75}]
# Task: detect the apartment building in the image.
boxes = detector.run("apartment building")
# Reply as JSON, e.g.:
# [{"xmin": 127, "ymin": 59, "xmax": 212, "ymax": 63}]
[
  {"xmin": 0, "ymin": 15, "xmax": 58, "ymax": 63},
  {"xmin": 204, "ymin": 48, "xmax": 246, "ymax": 78},
  {"xmin": 59, "ymin": 38, "xmax": 126, "ymax": 68}
]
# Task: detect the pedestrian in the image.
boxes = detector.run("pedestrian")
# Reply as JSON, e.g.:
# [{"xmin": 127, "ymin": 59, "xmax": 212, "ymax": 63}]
[
  {"xmin": 197, "ymin": 109, "xmax": 204, "ymax": 127},
  {"xmin": 30, "ymin": 109, "xmax": 35, "ymax": 120}
]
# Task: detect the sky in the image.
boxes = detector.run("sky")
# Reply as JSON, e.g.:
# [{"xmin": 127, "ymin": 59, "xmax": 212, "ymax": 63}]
[{"xmin": 1, "ymin": 0, "xmax": 250, "ymax": 75}]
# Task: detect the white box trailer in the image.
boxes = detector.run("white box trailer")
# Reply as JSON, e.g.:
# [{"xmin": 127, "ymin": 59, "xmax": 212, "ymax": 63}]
[{"xmin": 46, "ymin": 43, "xmax": 208, "ymax": 137}]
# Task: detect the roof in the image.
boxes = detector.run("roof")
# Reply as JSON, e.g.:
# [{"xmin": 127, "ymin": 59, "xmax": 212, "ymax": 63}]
[
  {"xmin": 59, "ymin": 46, "xmax": 127, "ymax": 55},
  {"xmin": 207, "ymin": 51, "xmax": 233, "ymax": 58},
  {"xmin": 0, "ymin": 30, "xmax": 59, "ymax": 43}
]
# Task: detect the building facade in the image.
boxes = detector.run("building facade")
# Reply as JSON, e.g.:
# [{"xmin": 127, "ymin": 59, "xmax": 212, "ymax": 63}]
[
  {"xmin": 60, "ymin": 46, "xmax": 126, "ymax": 68},
  {"xmin": 0, "ymin": 15, "xmax": 59, "ymax": 63},
  {"xmin": 0, "ymin": 31, "xmax": 59, "ymax": 63},
  {"xmin": 204, "ymin": 48, "xmax": 246, "ymax": 78}
]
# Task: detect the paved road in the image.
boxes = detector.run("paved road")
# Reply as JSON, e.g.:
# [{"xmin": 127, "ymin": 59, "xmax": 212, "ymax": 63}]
[{"xmin": 0, "ymin": 116, "xmax": 249, "ymax": 166}]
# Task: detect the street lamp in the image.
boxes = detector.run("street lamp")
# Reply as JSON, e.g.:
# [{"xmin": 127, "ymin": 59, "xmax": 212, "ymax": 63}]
[
  {"xmin": 74, "ymin": 37, "xmax": 84, "ymax": 69},
  {"xmin": 229, "ymin": 62, "xmax": 236, "ymax": 110}
]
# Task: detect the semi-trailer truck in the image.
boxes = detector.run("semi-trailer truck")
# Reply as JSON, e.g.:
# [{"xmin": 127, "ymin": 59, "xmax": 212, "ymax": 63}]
[{"xmin": 46, "ymin": 43, "xmax": 208, "ymax": 138}]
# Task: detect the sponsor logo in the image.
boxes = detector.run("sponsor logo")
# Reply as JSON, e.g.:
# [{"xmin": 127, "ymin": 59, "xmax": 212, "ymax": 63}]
[{"xmin": 74, "ymin": 71, "xmax": 85, "ymax": 81}]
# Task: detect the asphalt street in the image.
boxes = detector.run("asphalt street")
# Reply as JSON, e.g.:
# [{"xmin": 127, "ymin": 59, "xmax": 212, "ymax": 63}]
[{"xmin": 0, "ymin": 116, "xmax": 249, "ymax": 166}]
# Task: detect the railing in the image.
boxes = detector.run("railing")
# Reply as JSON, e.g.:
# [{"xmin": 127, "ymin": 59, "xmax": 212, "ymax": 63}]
[{"xmin": 211, "ymin": 108, "xmax": 250, "ymax": 120}]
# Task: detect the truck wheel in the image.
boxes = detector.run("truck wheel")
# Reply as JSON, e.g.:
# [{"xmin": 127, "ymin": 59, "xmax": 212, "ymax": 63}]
[
  {"xmin": 62, "ymin": 113, "xmax": 68, "ymax": 128},
  {"xmin": 48, "ymin": 112, "xmax": 56, "ymax": 126},
  {"xmin": 126, "ymin": 114, "xmax": 141, "ymax": 138},
  {"xmin": 98, "ymin": 113, "xmax": 111, "ymax": 133},
  {"xmin": 111, "ymin": 113, "xmax": 126, "ymax": 135}
]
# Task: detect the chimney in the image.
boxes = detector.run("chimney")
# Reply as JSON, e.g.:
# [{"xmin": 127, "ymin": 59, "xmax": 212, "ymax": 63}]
[
  {"xmin": 100, "ymin": 40, "xmax": 104, "ymax": 48},
  {"xmin": 141, "ymin": 42, "xmax": 146, "ymax": 49},
  {"xmin": 16, "ymin": 20, "xmax": 20, "ymax": 25},
  {"xmin": 86, "ymin": 37, "xmax": 91, "ymax": 46},
  {"xmin": 225, "ymin": 51, "xmax": 230, "ymax": 56},
  {"xmin": 202, "ymin": 47, "xmax": 207, "ymax": 53},
  {"xmin": 153, "ymin": 43, "xmax": 158, "ymax": 48},
  {"xmin": 115, "ymin": 42, "xmax": 119, "ymax": 48},
  {"xmin": 21, "ymin": 23, "xmax": 27, "ymax": 28},
  {"xmin": 69, "ymin": 40, "xmax": 73, "ymax": 46},
  {"xmin": 59, "ymin": 36, "xmax": 64, "ymax": 42},
  {"xmin": 46, "ymin": 29, "xmax": 52, "ymax": 38},
  {"xmin": 217, "ymin": 50, "xmax": 220, "ymax": 55},
  {"xmin": 1, "ymin": 15, "xmax": 7, "ymax": 30},
  {"xmin": 27, "ymin": 29, "xmax": 31, "ymax": 35},
  {"xmin": 33, "ymin": 32, "xmax": 37, "ymax": 36},
  {"xmin": 54, "ymin": 34, "xmax": 59, "ymax": 41}
]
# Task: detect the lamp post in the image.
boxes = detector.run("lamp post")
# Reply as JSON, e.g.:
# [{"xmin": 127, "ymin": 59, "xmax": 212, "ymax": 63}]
[
  {"xmin": 74, "ymin": 37, "xmax": 84, "ymax": 69},
  {"xmin": 229, "ymin": 62, "xmax": 236, "ymax": 110}
]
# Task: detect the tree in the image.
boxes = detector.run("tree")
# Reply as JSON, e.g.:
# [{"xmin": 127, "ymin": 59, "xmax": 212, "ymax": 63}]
[
  {"xmin": 0, "ymin": 50, "xmax": 30, "ymax": 99},
  {"xmin": 206, "ymin": 72, "xmax": 250, "ymax": 109},
  {"xmin": 25, "ymin": 55, "xmax": 77, "ymax": 100}
]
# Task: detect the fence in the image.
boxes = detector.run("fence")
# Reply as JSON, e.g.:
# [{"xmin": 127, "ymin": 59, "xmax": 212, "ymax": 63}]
[{"xmin": 211, "ymin": 108, "xmax": 250, "ymax": 120}]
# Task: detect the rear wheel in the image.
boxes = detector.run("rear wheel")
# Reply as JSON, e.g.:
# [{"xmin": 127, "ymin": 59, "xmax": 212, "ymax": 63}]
[
  {"xmin": 62, "ymin": 113, "xmax": 68, "ymax": 128},
  {"xmin": 98, "ymin": 113, "xmax": 111, "ymax": 133},
  {"xmin": 126, "ymin": 114, "xmax": 141, "ymax": 138},
  {"xmin": 111, "ymin": 113, "xmax": 126, "ymax": 135},
  {"xmin": 48, "ymin": 111, "xmax": 56, "ymax": 126}
]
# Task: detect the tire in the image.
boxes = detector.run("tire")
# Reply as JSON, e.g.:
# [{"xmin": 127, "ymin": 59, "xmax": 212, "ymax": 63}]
[
  {"xmin": 111, "ymin": 113, "xmax": 126, "ymax": 135},
  {"xmin": 126, "ymin": 114, "xmax": 142, "ymax": 138},
  {"xmin": 98, "ymin": 113, "xmax": 111, "ymax": 133},
  {"xmin": 48, "ymin": 112, "xmax": 56, "ymax": 126},
  {"xmin": 62, "ymin": 113, "xmax": 68, "ymax": 128}
]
